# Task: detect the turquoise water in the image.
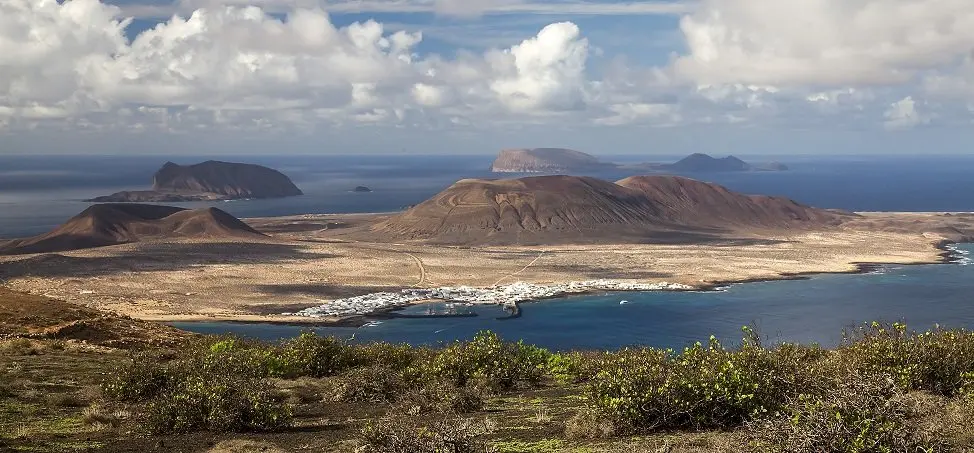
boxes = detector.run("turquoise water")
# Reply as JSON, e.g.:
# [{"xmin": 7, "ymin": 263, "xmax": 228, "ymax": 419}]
[{"xmin": 172, "ymin": 245, "xmax": 974, "ymax": 351}]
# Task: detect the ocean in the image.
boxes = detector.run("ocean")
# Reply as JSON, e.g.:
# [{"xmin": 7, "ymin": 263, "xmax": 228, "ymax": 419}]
[{"xmin": 4, "ymin": 153, "xmax": 974, "ymax": 349}]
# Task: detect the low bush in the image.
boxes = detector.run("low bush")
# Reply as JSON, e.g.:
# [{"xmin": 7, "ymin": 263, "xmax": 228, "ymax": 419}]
[
  {"xmin": 146, "ymin": 369, "xmax": 290, "ymax": 434},
  {"xmin": 841, "ymin": 322, "xmax": 974, "ymax": 396},
  {"xmin": 356, "ymin": 342, "xmax": 429, "ymax": 371},
  {"xmin": 103, "ymin": 340, "xmax": 293, "ymax": 434},
  {"xmin": 358, "ymin": 413, "xmax": 495, "ymax": 453},
  {"xmin": 749, "ymin": 375, "xmax": 948, "ymax": 452},
  {"xmin": 545, "ymin": 351, "xmax": 610, "ymax": 384},
  {"xmin": 424, "ymin": 331, "xmax": 551, "ymax": 390},
  {"xmin": 583, "ymin": 331, "xmax": 827, "ymax": 433},
  {"xmin": 102, "ymin": 353, "xmax": 169, "ymax": 402},
  {"xmin": 276, "ymin": 332, "xmax": 360, "ymax": 378},
  {"xmin": 327, "ymin": 365, "xmax": 405, "ymax": 403},
  {"xmin": 395, "ymin": 380, "xmax": 490, "ymax": 415}
]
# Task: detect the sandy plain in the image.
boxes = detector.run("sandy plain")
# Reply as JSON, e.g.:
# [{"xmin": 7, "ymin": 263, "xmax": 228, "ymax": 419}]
[{"xmin": 0, "ymin": 212, "xmax": 971, "ymax": 324}]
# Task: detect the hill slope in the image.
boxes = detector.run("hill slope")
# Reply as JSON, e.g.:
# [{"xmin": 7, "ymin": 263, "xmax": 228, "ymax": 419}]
[
  {"xmin": 0, "ymin": 204, "xmax": 265, "ymax": 255},
  {"xmin": 616, "ymin": 175, "xmax": 841, "ymax": 228},
  {"xmin": 371, "ymin": 175, "xmax": 846, "ymax": 245}
]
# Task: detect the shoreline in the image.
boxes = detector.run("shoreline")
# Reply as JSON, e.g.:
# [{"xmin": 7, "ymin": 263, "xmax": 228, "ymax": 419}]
[{"xmin": 159, "ymin": 240, "xmax": 968, "ymax": 329}]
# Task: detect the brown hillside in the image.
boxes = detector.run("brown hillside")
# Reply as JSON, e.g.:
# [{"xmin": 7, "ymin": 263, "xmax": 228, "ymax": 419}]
[
  {"xmin": 0, "ymin": 287, "xmax": 188, "ymax": 347},
  {"xmin": 616, "ymin": 175, "xmax": 847, "ymax": 228},
  {"xmin": 370, "ymin": 175, "xmax": 848, "ymax": 245},
  {"xmin": 0, "ymin": 204, "xmax": 265, "ymax": 255}
]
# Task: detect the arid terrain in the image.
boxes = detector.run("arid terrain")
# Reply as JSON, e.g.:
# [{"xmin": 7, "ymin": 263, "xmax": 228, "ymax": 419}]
[{"xmin": 0, "ymin": 211, "xmax": 970, "ymax": 324}]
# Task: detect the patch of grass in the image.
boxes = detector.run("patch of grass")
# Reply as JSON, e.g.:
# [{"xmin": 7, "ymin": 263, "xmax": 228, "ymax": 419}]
[
  {"xmin": 44, "ymin": 392, "xmax": 87, "ymax": 408},
  {"xmin": 493, "ymin": 439, "xmax": 566, "ymax": 453}
]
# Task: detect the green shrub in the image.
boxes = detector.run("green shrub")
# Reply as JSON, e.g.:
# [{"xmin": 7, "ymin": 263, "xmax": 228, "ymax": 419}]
[
  {"xmin": 147, "ymin": 371, "xmax": 290, "ymax": 434},
  {"xmin": 102, "ymin": 338, "xmax": 293, "ymax": 434},
  {"xmin": 102, "ymin": 353, "xmax": 169, "ymax": 402},
  {"xmin": 584, "ymin": 332, "xmax": 826, "ymax": 433},
  {"xmin": 357, "ymin": 342, "xmax": 429, "ymax": 371},
  {"xmin": 749, "ymin": 376, "xmax": 947, "ymax": 452},
  {"xmin": 841, "ymin": 323, "xmax": 974, "ymax": 396},
  {"xmin": 277, "ymin": 332, "xmax": 360, "ymax": 378},
  {"xmin": 424, "ymin": 331, "xmax": 550, "ymax": 389},
  {"xmin": 358, "ymin": 413, "xmax": 494, "ymax": 453},
  {"xmin": 328, "ymin": 365, "xmax": 405, "ymax": 403},
  {"xmin": 395, "ymin": 380, "xmax": 489, "ymax": 415}
]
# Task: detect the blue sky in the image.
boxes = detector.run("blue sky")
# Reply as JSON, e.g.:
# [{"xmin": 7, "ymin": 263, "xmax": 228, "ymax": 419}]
[{"xmin": 1, "ymin": 0, "xmax": 973, "ymax": 155}]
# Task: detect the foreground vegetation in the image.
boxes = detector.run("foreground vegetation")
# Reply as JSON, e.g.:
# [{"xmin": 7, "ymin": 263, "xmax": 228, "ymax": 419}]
[{"xmin": 6, "ymin": 323, "xmax": 974, "ymax": 452}]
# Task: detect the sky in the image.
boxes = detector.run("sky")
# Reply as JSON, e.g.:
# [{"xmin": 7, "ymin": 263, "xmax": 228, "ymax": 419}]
[{"xmin": 2, "ymin": 0, "xmax": 974, "ymax": 155}]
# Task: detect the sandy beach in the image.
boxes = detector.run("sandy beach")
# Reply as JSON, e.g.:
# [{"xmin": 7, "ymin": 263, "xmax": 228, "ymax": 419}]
[{"xmin": 1, "ymin": 211, "xmax": 969, "ymax": 324}]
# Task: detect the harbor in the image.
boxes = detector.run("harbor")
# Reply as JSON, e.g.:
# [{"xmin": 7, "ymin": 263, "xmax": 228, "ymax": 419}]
[{"xmin": 285, "ymin": 280, "xmax": 695, "ymax": 318}]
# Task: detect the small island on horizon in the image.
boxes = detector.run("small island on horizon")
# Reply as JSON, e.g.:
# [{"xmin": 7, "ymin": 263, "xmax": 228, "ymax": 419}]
[
  {"xmin": 87, "ymin": 160, "xmax": 303, "ymax": 203},
  {"xmin": 490, "ymin": 148, "xmax": 789, "ymax": 174}
]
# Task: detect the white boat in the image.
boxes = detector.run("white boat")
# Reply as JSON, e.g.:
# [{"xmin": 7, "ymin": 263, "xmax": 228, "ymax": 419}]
[{"xmin": 620, "ymin": 300, "xmax": 629, "ymax": 305}]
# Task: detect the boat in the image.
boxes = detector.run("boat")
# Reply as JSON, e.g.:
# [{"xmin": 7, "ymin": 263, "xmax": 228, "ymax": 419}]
[{"xmin": 620, "ymin": 300, "xmax": 629, "ymax": 305}]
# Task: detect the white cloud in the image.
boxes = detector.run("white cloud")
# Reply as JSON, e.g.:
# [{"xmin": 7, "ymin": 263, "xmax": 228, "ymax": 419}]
[
  {"xmin": 0, "ymin": 0, "xmax": 129, "ymax": 120},
  {"xmin": 4, "ymin": 0, "xmax": 974, "ymax": 142},
  {"xmin": 411, "ymin": 83, "xmax": 450, "ymax": 107},
  {"xmin": 433, "ymin": 0, "xmax": 510, "ymax": 18},
  {"xmin": 116, "ymin": 0, "xmax": 695, "ymax": 19},
  {"xmin": 884, "ymin": 96, "xmax": 929, "ymax": 130},
  {"xmin": 673, "ymin": 0, "xmax": 974, "ymax": 87},
  {"xmin": 594, "ymin": 103, "xmax": 677, "ymax": 126},
  {"xmin": 488, "ymin": 22, "xmax": 589, "ymax": 112}
]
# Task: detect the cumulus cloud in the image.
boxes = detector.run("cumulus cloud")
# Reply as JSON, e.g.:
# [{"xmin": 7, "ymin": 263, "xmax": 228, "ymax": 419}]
[
  {"xmin": 0, "ymin": 0, "xmax": 128, "ymax": 120},
  {"xmin": 884, "ymin": 96, "xmax": 929, "ymax": 130},
  {"xmin": 3, "ymin": 0, "xmax": 972, "ymax": 140},
  {"xmin": 673, "ymin": 0, "xmax": 974, "ymax": 87},
  {"xmin": 488, "ymin": 22, "xmax": 589, "ymax": 112}
]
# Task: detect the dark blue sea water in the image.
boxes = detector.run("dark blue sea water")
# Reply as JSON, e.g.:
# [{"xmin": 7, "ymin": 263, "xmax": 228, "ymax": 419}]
[
  {"xmin": 172, "ymin": 245, "xmax": 974, "ymax": 351},
  {"xmin": 3, "ymin": 153, "xmax": 974, "ymax": 238}
]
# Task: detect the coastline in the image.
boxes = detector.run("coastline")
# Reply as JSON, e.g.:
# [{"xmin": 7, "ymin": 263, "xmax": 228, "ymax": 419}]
[{"xmin": 160, "ymin": 240, "xmax": 968, "ymax": 328}]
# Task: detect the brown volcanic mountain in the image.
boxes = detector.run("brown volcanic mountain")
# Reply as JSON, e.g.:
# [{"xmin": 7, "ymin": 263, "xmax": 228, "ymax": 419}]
[
  {"xmin": 370, "ymin": 175, "xmax": 849, "ymax": 245},
  {"xmin": 0, "ymin": 204, "xmax": 265, "ymax": 255}
]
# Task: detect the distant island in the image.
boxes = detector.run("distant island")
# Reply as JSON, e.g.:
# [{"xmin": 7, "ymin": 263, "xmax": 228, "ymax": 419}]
[
  {"xmin": 490, "ymin": 148, "xmax": 616, "ymax": 173},
  {"xmin": 490, "ymin": 149, "xmax": 788, "ymax": 174},
  {"xmin": 87, "ymin": 161, "xmax": 303, "ymax": 202}
]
